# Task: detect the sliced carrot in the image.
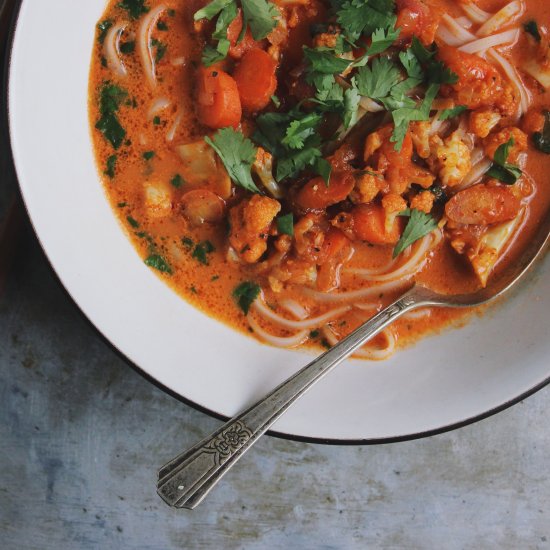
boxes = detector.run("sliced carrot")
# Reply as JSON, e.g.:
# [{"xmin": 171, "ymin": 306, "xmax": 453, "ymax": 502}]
[
  {"xmin": 234, "ymin": 48, "xmax": 278, "ymax": 112},
  {"xmin": 445, "ymin": 184, "xmax": 521, "ymax": 225},
  {"xmin": 352, "ymin": 203, "xmax": 401, "ymax": 245},
  {"xmin": 226, "ymin": 10, "xmax": 258, "ymax": 59},
  {"xmin": 296, "ymin": 172, "xmax": 355, "ymax": 210},
  {"xmin": 318, "ymin": 228, "xmax": 351, "ymax": 264},
  {"xmin": 196, "ymin": 67, "xmax": 242, "ymax": 129}
]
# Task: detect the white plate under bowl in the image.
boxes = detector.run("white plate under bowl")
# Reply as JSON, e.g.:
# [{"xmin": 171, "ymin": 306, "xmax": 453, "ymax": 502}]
[{"xmin": 7, "ymin": 0, "xmax": 550, "ymax": 442}]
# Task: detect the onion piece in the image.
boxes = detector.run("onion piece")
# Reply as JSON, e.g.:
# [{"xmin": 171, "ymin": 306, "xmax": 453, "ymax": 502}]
[
  {"xmin": 166, "ymin": 111, "xmax": 182, "ymax": 142},
  {"xmin": 247, "ymin": 314, "xmax": 309, "ymax": 348},
  {"xmin": 455, "ymin": 16, "xmax": 473, "ymax": 29},
  {"xmin": 104, "ymin": 22, "xmax": 128, "ymax": 77},
  {"xmin": 458, "ymin": 28, "xmax": 519, "ymax": 54},
  {"xmin": 477, "ymin": 1, "xmax": 523, "ymax": 37},
  {"xmin": 460, "ymin": 2, "xmax": 491, "ymax": 24},
  {"xmin": 303, "ymin": 279, "xmax": 410, "ymax": 303},
  {"xmin": 137, "ymin": 4, "xmax": 166, "ymax": 88},
  {"xmin": 456, "ymin": 157, "xmax": 492, "ymax": 190},
  {"xmin": 278, "ymin": 299, "xmax": 309, "ymax": 320},
  {"xmin": 252, "ymin": 298, "xmax": 351, "ymax": 330},
  {"xmin": 488, "ymin": 48, "xmax": 530, "ymax": 117},
  {"xmin": 147, "ymin": 97, "xmax": 171, "ymax": 120},
  {"xmin": 359, "ymin": 97, "xmax": 385, "ymax": 113}
]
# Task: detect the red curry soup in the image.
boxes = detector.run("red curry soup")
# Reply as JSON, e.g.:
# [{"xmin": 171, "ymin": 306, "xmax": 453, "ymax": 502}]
[{"xmin": 89, "ymin": 0, "xmax": 550, "ymax": 359}]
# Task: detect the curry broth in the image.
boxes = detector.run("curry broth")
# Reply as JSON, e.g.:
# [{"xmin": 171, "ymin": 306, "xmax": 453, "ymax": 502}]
[{"xmin": 89, "ymin": 0, "xmax": 550, "ymax": 355}]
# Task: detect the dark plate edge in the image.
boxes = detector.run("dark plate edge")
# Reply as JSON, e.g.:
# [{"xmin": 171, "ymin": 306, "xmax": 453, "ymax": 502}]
[{"xmin": 4, "ymin": 0, "xmax": 549, "ymax": 446}]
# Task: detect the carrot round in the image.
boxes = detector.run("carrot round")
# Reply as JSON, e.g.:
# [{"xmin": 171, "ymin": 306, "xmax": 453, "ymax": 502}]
[
  {"xmin": 296, "ymin": 172, "xmax": 355, "ymax": 210},
  {"xmin": 352, "ymin": 204, "xmax": 401, "ymax": 245},
  {"xmin": 233, "ymin": 48, "xmax": 278, "ymax": 113},
  {"xmin": 196, "ymin": 67, "xmax": 242, "ymax": 129}
]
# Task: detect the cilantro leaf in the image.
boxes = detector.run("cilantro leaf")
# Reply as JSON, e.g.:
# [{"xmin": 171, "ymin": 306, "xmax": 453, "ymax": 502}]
[
  {"xmin": 205, "ymin": 128, "xmax": 260, "ymax": 193},
  {"xmin": 303, "ymin": 47, "xmax": 353, "ymax": 75},
  {"xmin": 343, "ymin": 80, "xmax": 361, "ymax": 128},
  {"xmin": 356, "ymin": 57, "xmax": 401, "ymax": 101},
  {"xmin": 314, "ymin": 157, "xmax": 332, "ymax": 186},
  {"xmin": 393, "ymin": 209, "xmax": 438, "ymax": 258},
  {"xmin": 276, "ymin": 213, "xmax": 294, "ymax": 236},
  {"xmin": 171, "ymin": 174, "xmax": 185, "ymax": 188},
  {"xmin": 439, "ymin": 105, "xmax": 467, "ymax": 120},
  {"xmin": 117, "ymin": 0, "xmax": 149, "ymax": 19},
  {"xmin": 276, "ymin": 145, "xmax": 323, "ymax": 181},
  {"xmin": 202, "ymin": 43, "xmax": 229, "ymax": 66},
  {"xmin": 104, "ymin": 154, "xmax": 117, "ymax": 178},
  {"xmin": 366, "ymin": 25, "xmax": 401, "ymax": 56},
  {"xmin": 524, "ymin": 20, "xmax": 541, "ymax": 42},
  {"xmin": 410, "ymin": 37, "xmax": 458, "ymax": 85},
  {"xmin": 95, "ymin": 83, "xmax": 128, "ymax": 149},
  {"xmin": 241, "ymin": 0, "xmax": 279, "ymax": 40},
  {"xmin": 533, "ymin": 110, "xmax": 550, "ymax": 154},
  {"xmin": 97, "ymin": 20, "xmax": 113, "ymax": 44},
  {"xmin": 486, "ymin": 137, "xmax": 523, "ymax": 184},
  {"xmin": 335, "ymin": 0, "xmax": 397, "ymax": 43},
  {"xmin": 399, "ymin": 49, "xmax": 423, "ymax": 79},
  {"xmin": 282, "ymin": 113, "xmax": 323, "ymax": 149},
  {"xmin": 192, "ymin": 240, "xmax": 216, "ymax": 265},
  {"xmin": 201, "ymin": 1, "xmax": 238, "ymax": 65},
  {"xmin": 194, "ymin": 0, "xmax": 234, "ymax": 21},
  {"xmin": 233, "ymin": 281, "xmax": 261, "ymax": 314},
  {"xmin": 144, "ymin": 254, "xmax": 172, "ymax": 274}
]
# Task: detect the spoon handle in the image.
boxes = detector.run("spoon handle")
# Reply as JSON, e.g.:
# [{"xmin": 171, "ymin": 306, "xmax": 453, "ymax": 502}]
[{"xmin": 157, "ymin": 285, "xmax": 425, "ymax": 509}]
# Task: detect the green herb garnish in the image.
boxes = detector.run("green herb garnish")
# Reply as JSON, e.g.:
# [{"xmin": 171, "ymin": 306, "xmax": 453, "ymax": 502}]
[
  {"xmin": 233, "ymin": 281, "xmax": 261, "ymax": 314},
  {"xmin": 533, "ymin": 110, "xmax": 550, "ymax": 154},
  {"xmin": 144, "ymin": 254, "xmax": 172, "ymax": 274},
  {"xmin": 487, "ymin": 137, "xmax": 522, "ymax": 184},
  {"xmin": 117, "ymin": 0, "xmax": 149, "ymax": 19},
  {"xmin": 276, "ymin": 213, "xmax": 294, "ymax": 236},
  {"xmin": 192, "ymin": 241, "xmax": 216, "ymax": 265},
  {"xmin": 95, "ymin": 83, "xmax": 128, "ymax": 150},
  {"xmin": 393, "ymin": 209, "xmax": 438, "ymax": 258},
  {"xmin": 104, "ymin": 155, "xmax": 117, "ymax": 178}
]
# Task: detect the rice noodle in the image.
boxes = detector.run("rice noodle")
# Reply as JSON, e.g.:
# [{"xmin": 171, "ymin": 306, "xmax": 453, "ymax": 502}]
[
  {"xmin": 279, "ymin": 299, "xmax": 309, "ymax": 320},
  {"xmin": 458, "ymin": 28, "xmax": 519, "ymax": 54},
  {"xmin": 322, "ymin": 326, "xmax": 396, "ymax": 360},
  {"xmin": 147, "ymin": 97, "xmax": 171, "ymax": 120},
  {"xmin": 252, "ymin": 298, "xmax": 351, "ymax": 330},
  {"xmin": 477, "ymin": 1, "xmax": 523, "ymax": 37},
  {"xmin": 460, "ymin": 2, "xmax": 491, "ymax": 24},
  {"xmin": 441, "ymin": 14, "xmax": 477, "ymax": 45},
  {"xmin": 104, "ymin": 22, "xmax": 128, "ymax": 77},
  {"xmin": 137, "ymin": 4, "xmax": 166, "ymax": 88},
  {"xmin": 436, "ymin": 24, "xmax": 467, "ymax": 47},
  {"xmin": 346, "ymin": 231, "xmax": 438, "ymax": 282},
  {"xmin": 165, "ymin": 111, "xmax": 182, "ymax": 142},
  {"xmin": 303, "ymin": 278, "xmax": 410, "ymax": 303},
  {"xmin": 455, "ymin": 16, "xmax": 473, "ymax": 29},
  {"xmin": 488, "ymin": 48, "xmax": 531, "ymax": 117},
  {"xmin": 247, "ymin": 314, "xmax": 308, "ymax": 348}
]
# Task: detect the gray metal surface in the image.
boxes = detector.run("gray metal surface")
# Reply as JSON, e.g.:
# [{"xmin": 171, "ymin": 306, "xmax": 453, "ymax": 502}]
[{"xmin": 0, "ymin": 225, "xmax": 549, "ymax": 549}]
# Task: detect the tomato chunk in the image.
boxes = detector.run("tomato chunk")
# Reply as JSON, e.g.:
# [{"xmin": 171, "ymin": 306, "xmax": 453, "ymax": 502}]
[
  {"xmin": 352, "ymin": 203, "xmax": 401, "ymax": 245},
  {"xmin": 296, "ymin": 172, "xmax": 355, "ymax": 210},
  {"xmin": 445, "ymin": 184, "xmax": 521, "ymax": 225},
  {"xmin": 226, "ymin": 10, "xmax": 258, "ymax": 59},
  {"xmin": 234, "ymin": 49, "xmax": 278, "ymax": 112},
  {"xmin": 196, "ymin": 67, "xmax": 242, "ymax": 129}
]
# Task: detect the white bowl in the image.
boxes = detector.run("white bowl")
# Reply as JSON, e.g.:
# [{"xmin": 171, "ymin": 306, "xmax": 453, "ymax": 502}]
[{"xmin": 7, "ymin": 0, "xmax": 550, "ymax": 442}]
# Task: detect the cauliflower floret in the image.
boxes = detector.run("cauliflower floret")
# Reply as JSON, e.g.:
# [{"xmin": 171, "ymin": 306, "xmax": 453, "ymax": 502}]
[
  {"xmin": 410, "ymin": 190, "xmax": 435, "ymax": 213},
  {"xmin": 469, "ymin": 108, "xmax": 501, "ymax": 138},
  {"xmin": 312, "ymin": 25, "xmax": 340, "ymax": 49},
  {"xmin": 484, "ymin": 127, "xmax": 528, "ymax": 164},
  {"xmin": 228, "ymin": 195, "xmax": 281, "ymax": 263},
  {"xmin": 428, "ymin": 130, "xmax": 472, "ymax": 187},
  {"xmin": 349, "ymin": 169, "xmax": 381, "ymax": 204},
  {"xmin": 252, "ymin": 147, "xmax": 283, "ymax": 198},
  {"xmin": 364, "ymin": 131, "xmax": 384, "ymax": 161},
  {"xmin": 144, "ymin": 181, "xmax": 172, "ymax": 217},
  {"xmin": 410, "ymin": 121, "xmax": 431, "ymax": 159},
  {"xmin": 381, "ymin": 193, "xmax": 407, "ymax": 234}
]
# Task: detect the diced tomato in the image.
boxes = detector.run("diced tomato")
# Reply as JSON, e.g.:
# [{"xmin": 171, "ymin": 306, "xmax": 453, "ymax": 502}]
[
  {"xmin": 226, "ymin": 10, "xmax": 258, "ymax": 59},
  {"xmin": 395, "ymin": 0, "xmax": 440, "ymax": 45},
  {"xmin": 234, "ymin": 48, "xmax": 278, "ymax": 112},
  {"xmin": 296, "ymin": 172, "xmax": 355, "ymax": 210},
  {"xmin": 445, "ymin": 184, "xmax": 521, "ymax": 225},
  {"xmin": 351, "ymin": 203, "xmax": 402, "ymax": 245},
  {"xmin": 196, "ymin": 67, "xmax": 242, "ymax": 129}
]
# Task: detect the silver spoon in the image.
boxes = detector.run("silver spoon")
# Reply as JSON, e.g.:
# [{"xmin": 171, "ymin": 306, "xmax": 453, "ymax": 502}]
[{"xmin": 157, "ymin": 210, "xmax": 550, "ymax": 509}]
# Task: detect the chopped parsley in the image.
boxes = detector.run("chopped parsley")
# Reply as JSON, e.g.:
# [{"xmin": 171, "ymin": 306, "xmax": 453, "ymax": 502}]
[
  {"xmin": 95, "ymin": 83, "xmax": 128, "ymax": 150},
  {"xmin": 117, "ymin": 0, "xmax": 149, "ymax": 19},
  {"xmin": 104, "ymin": 154, "xmax": 117, "ymax": 178},
  {"xmin": 205, "ymin": 128, "xmax": 260, "ymax": 193},
  {"xmin": 533, "ymin": 110, "xmax": 550, "ymax": 154},
  {"xmin": 126, "ymin": 215, "xmax": 140, "ymax": 228},
  {"xmin": 309, "ymin": 329, "xmax": 320, "ymax": 339},
  {"xmin": 153, "ymin": 116, "xmax": 161, "ymax": 125},
  {"xmin": 117, "ymin": 202, "xmax": 127, "ymax": 208},
  {"xmin": 119, "ymin": 41, "xmax": 135, "ymax": 54},
  {"xmin": 143, "ymin": 151, "xmax": 155, "ymax": 160},
  {"xmin": 144, "ymin": 253, "xmax": 172, "ymax": 274},
  {"xmin": 486, "ymin": 137, "xmax": 522, "ymax": 184},
  {"xmin": 276, "ymin": 213, "xmax": 294, "ymax": 236},
  {"xmin": 192, "ymin": 240, "xmax": 216, "ymax": 265},
  {"xmin": 171, "ymin": 174, "xmax": 185, "ymax": 188},
  {"xmin": 233, "ymin": 281, "xmax": 261, "ymax": 314},
  {"xmin": 157, "ymin": 20, "xmax": 168, "ymax": 30},
  {"xmin": 393, "ymin": 209, "xmax": 438, "ymax": 258},
  {"xmin": 150, "ymin": 38, "xmax": 167, "ymax": 63},
  {"xmin": 524, "ymin": 20, "xmax": 541, "ymax": 42},
  {"xmin": 271, "ymin": 95, "xmax": 281, "ymax": 108},
  {"xmin": 182, "ymin": 236, "xmax": 194, "ymax": 249}
]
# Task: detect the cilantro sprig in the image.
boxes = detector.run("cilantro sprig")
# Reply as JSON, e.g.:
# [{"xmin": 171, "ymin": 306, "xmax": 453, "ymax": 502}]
[
  {"xmin": 487, "ymin": 137, "xmax": 523, "ymax": 185},
  {"xmin": 393, "ymin": 209, "xmax": 438, "ymax": 258},
  {"xmin": 205, "ymin": 128, "xmax": 260, "ymax": 193},
  {"xmin": 333, "ymin": 0, "xmax": 397, "ymax": 43}
]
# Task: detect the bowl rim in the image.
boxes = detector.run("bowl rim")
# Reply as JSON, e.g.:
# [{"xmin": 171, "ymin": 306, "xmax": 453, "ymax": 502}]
[{"xmin": 4, "ymin": 0, "xmax": 549, "ymax": 445}]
